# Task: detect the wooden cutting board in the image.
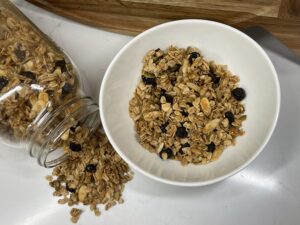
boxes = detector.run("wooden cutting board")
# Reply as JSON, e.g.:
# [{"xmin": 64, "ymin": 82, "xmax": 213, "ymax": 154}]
[{"xmin": 26, "ymin": 0, "xmax": 300, "ymax": 56}]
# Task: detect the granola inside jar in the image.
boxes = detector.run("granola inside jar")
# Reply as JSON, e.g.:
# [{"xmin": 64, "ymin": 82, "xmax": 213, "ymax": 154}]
[{"xmin": 0, "ymin": 1, "xmax": 100, "ymax": 167}]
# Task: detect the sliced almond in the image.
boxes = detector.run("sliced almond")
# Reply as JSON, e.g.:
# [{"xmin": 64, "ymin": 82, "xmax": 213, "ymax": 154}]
[
  {"xmin": 203, "ymin": 119, "xmax": 220, "ymax": 133},
  {"xmin": 200, "ymin": 97, "xmax": 211, "ymax": 116},
  {"xmin": 61, "ymin": 129, "xmax": 70, "ymax": 141},
  {"xmin": 161, "ymin": 103, "xmax": 171, "ymax": 112}
]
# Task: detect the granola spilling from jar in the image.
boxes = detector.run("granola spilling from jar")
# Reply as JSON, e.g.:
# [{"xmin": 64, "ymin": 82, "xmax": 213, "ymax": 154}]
[
  {"xmin": 47, "ymin": 127, "xmax": 133, "ymax": 223},
  {"xmin": 129, "ymin": 46, "xmax": 247, "ymax": 165},
  {"xmin": 0, "ymin": 8, "xmax": 79, "ymax": 142},
  {"xmin": 0, "ymin": 5, "xmax": 133, "ymax": 224}
]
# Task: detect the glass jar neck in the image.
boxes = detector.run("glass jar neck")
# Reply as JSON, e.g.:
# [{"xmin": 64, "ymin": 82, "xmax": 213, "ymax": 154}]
[{"xmin": 27, "ymin": 96, "xmax": 100, "ymax": 168}]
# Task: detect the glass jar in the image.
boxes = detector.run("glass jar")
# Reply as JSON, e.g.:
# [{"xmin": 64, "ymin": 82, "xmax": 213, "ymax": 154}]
[{"xmin": 0, "ymin": 1, "xmax": 100, "ymax": 167}]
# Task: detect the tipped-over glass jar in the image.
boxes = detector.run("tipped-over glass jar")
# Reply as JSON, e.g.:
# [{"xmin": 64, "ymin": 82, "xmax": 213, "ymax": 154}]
[{"xmin": 0, "ymin": 1, "xmax": 100, "ymax": 167}]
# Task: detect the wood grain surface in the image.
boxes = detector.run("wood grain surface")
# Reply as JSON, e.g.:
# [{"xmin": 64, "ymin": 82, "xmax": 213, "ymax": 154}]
[{"xmin": 26, "ymin": 0, "xmax": 300, "ymax": 56}]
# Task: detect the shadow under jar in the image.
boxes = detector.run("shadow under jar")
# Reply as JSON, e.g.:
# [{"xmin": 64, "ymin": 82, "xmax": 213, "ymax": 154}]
[{"xmin": 0, "ymin": 1, "xmax": 100, "ymax": 167}]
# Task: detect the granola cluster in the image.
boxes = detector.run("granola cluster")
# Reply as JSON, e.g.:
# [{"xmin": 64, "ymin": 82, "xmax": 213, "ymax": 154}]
[
  {"xmin": 129, "ymin": 46, "xmax": 247, "ymax": 165},
  {"xmin": 47, "ymin": 128, "xmax": 133, "ymax": 223}
]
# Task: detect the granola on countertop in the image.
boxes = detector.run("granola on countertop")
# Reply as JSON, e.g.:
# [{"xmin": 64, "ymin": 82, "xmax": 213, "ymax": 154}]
[
  {"xmin": 0, "ymin": 6, "xmax": 133, "ymax": 223},
  {"xmin": 47, "ymin": 128, "xmax": 133, "ymax": 223}
]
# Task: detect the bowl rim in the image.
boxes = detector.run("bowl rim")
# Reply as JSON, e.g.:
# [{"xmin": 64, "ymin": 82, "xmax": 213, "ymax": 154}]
[{"xmin": 99, "ymin": 19, "xmax": 281, "ymax": 187}]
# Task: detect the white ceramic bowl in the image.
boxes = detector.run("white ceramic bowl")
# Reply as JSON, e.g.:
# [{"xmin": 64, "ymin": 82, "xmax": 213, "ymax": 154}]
[{"xmin": 100, "ymin": 20, "xmax": 280, "ymax": 186}]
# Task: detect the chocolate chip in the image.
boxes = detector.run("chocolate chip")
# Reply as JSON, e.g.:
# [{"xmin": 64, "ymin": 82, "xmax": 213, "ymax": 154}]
[
  {"xmin": 155, "ymin": 48, "xmax": 160, "ymax": 52},
  {"xmin": 160, "ymin": 122, "xmax": 169, "ymax": 133},
  {"xmin": 232, "ymin": 88, "xmax": 246, "ymax": 101},
  {"xmin": 225, "ymin": 111, "xmax": 235, "ymax": 124},
  {"xmin": 69, "ymin": 142, "xmax": 82, "ymax": 152},
  {"xmin": 85, "ymin": 164, "xmax": 97, "ymax": 173},
  {"xmin": 207, "ymin": 142, "xmax": 216, "ymax": 153},
  {"xmin": 20, "ymin": 71, "xmax": 36, "ymax": 80},
  {"xmin": 62, "ymin": 83, "xmax": 73, "ymax": 95},
  {"xmin": 0, "ymin": 76, "xmax": 9, "ymax": 91},
  {"xmin": 159, "ymin": 148, "xmax": 173, "ymax": 160},
  {"xmin": 55, "ymin": 60, "xmax": 67, "ymax": 72},
  {"xmin": 14, "ymin": 48, "xmax": 26, "ymax": 61},
  {"xmin": 176, "ymin": 126, "xmax": 188, "ymax": 138},
  {"xmin": 188, "ymin": 52, "xmax": 200, "ymax": 64}
]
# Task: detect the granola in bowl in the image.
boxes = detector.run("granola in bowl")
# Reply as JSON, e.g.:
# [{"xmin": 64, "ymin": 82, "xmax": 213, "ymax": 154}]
[{"xmin": 129, "ymin": 46, "xmax": 247, "ymax": 165}]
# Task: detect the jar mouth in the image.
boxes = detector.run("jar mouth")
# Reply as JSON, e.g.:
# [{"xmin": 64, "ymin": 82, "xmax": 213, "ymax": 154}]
[{"xmin": 28, "ymin": 96, "xmax": 100, "ymax": 168}]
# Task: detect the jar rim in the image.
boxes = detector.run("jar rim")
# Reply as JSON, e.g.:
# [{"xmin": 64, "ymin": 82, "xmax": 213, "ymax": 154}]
[{"xmin": 28, "ymin": 96, "xmax": 100, "ymax": 168}]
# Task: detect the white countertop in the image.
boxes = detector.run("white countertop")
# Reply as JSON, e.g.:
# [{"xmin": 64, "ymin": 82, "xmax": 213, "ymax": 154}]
[{"xmin": 1, "ymin": 1, "xmax": 299, "ymax": 225}]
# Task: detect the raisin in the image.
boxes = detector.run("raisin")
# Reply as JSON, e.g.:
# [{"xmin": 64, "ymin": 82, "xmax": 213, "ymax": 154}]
[
  {"xmin": 69, "ymin": 142, "xmax": 82, "ymax": 152},
  {"xmin": 142, "ymin": 74, "xmax": 156, "ymax": 86},
  {"xmin": 176, "ymin": 126, "xmax": 188, "ymax": 138},
  {"xmin": 211, "ymin": 75, "xmax": 220, "ymax": 84},
  {"xmin": 178, "ymin": 143, "xmax": 189, "ymax": 155},
  {"xmin": 85, "ymin": 164, "xmax": 97, "ymax": 173},
  {"xmin": 160, "ymin": 90, "xmax": 173, "ymax": 104},
  {"xmin": 170, "ymin": 77, "xmax": 177, "ymax": 86},
  {"xmin": 225, "ymin": 111, "xmax": 235, "ymax": 124},
  {"xmin": 159, "ymin": 148, "xmax": 173, "ymax": 160},
  {"xmin": 0, "ymin": 76, "xmax": 9, "ymax": 91},
  {"xmin": 62, "ymin": 83, "xmax": 73, "ymax": 95},
  {"xmin": 14, "ymin": 48, "xmax": 26, "ymax": 61},
  {"xmin": 232, "ymin": 88, "xmax": 246, "ymax": 101},
  {"xmin": 160, "ymin": 122, "xmax": 169, "ymax": 133},
  {"xmin": 208, "ymin": 72, "xmax": 220, "ymax": 84},
  {"xmin": 66, "ymin": 184, "xmax": 76, "ymax": 193},
  {"xmin": 46, "ymin": 90, "xmax": 54, "ymax": 97},
  {"xmin": 70, "ymin": 122, "xmax": 80, "ymax": 132},
  {"xmin": 188, "ymin": 52, "xmax": 200, "ymax": 64},
  {"xmin": 178, "ymin": 149, "xmax": 184, "ymax": 155},
  {"xmin": 181, "ymin": 110, "xmax": 189, "ymax": 117},
  {"xmin": 55, "ymin": 60, "xmax": 67, "ymax": 72},
  {"xmin": 182, "ymin": 143, "xmax": 191, "ymax": 148},
  {"xmin": 165, "ymin": 94, "xmax": 174, "ymax": 104},
  {"xmin": 207, "ymin": 142, "xmax": 216, "ymax": 153},
  {"xmin": 187, "ymin": 102, "xmax": 193, "ymax": 107},
  {"xmin": 20, "ymin": 71, "xmax": 36, "ymax": 80}
]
